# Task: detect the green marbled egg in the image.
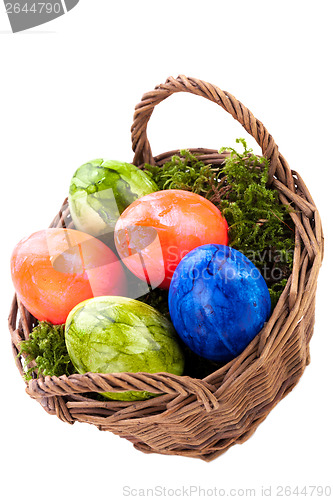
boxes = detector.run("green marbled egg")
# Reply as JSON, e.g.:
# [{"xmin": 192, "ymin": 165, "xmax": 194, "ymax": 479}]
[
  {"xmin": 68, "ymin": 159, "xmax": 158, "ymax": 237},
  {"xmin": 65, "ymin": 296, "xmax": 184, "ymax": 401}
]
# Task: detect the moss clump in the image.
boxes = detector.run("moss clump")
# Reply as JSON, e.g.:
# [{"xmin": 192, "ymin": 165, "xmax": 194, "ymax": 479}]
[
  {"xmin": 18, "ymin": 322, "xmax": 76, "ymax": 381},
  {"xmin": 144, "ymin": 149, "xmax": 224, "ymax": 199},
  {"xmin": 218, "ymin": 138, "xmax": 294, "ymax": 303}
]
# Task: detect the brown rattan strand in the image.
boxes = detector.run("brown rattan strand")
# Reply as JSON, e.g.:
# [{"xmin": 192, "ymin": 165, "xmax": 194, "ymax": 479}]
[{"xmin": 8, "ymin": 76, "xmax": 324, "ymax": 461}]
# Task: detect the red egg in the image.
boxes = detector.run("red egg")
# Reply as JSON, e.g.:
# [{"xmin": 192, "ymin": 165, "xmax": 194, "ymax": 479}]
[
  {"xmin": 11, "ymin": 228, "xmax": 126, "ymax": 324},
  {"xmin": 114, "ymin": 190, "xmax": 228, "ymax": 289}
]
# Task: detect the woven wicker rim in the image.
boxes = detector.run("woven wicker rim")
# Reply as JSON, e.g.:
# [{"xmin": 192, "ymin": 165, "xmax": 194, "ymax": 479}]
[{"xmin": 8, "ymin": 75, "xmax": 324, "ymax": 461}]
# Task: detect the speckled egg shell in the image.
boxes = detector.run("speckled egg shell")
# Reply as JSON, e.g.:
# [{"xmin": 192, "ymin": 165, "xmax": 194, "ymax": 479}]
[
  {"xmin": 168, "ymin": 244, "xmax": 271, "ymax": 363},
  {"xmin": 65, "ymin": 296, "xmax": 185, "ymax": 400}
]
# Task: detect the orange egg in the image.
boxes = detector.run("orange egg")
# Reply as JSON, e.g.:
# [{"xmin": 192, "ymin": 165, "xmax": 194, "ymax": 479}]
[
  {"xmin": 114, "ymin": 190, "xmax": 228, "ymax": 289},
  {"xmin": 11, "ymin": 228, "xmax": 126, "ymax": 324}
]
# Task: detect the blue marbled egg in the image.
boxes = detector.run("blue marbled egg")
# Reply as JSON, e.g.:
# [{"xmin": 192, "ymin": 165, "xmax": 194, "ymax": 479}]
[{"xmin": 168, "ymin": 244, "xmax": 271, "ymax": 363}]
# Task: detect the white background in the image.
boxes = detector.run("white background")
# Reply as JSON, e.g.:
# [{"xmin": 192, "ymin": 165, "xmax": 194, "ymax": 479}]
[{"xmin": 0, "ymin": 1, "xmax": 332, "ymax": 499}]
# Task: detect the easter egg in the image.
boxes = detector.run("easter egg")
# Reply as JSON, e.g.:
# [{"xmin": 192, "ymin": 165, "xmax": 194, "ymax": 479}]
[
  {"xmin": 10, "ymin": 228, "xmax": 126, "ymax": 325},
  {"xmin": 168, "ymin": 244, "xmax": 271, "ymax": 363},
  {"xmin": 68, "ymin": 159, "xmax": 158, "ymax": 237},
  {"xmin": 114, "ymin": 189, "xmax": 229, "ymax": 289},
  {"xmin": 65, "ymin": 296, "xmax": 185, "ymax": 400}
]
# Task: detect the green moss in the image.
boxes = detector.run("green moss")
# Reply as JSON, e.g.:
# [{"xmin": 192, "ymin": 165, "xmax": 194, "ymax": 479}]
[
  {"xmin": 143, "ymin": 149, "xmax": 223, "ymax": 197},
  {"xmin": 18, "ymin": 322, "xmax": 76, "ymax": 381},
  {"xmin": 218, "ymin": 139, "xmax": 294, "ymax": 295}
]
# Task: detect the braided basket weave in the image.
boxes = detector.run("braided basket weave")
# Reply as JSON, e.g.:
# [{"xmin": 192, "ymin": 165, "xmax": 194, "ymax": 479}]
[{"xmin": 8, "ymin": 76, "xmax": 324, "ymax": 461}]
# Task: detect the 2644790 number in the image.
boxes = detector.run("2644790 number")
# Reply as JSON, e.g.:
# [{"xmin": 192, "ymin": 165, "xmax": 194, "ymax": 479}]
[
  {"xmin": 5, "ymin": 3, "xmax": 62, "ymax": 14},
  {"xmin": 276, "ymin": 485, "xmax": 332, "ymax": 496}
]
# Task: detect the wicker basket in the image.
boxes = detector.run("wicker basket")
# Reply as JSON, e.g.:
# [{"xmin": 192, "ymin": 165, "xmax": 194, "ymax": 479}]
[{"xmin": 8, "ymin": 75, "xmax": 324, "ymax": 461}]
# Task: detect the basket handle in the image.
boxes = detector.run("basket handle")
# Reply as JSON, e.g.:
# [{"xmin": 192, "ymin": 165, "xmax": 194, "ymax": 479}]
[{"xmin": 131, "ymin": 75, "xmax": 287, "ymax": 185}]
